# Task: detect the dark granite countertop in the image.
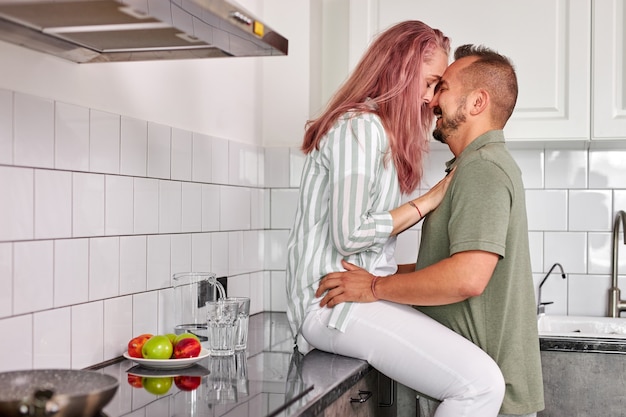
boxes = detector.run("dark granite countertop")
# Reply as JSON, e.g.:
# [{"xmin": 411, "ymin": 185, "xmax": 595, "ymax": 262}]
[{"xmin": 97, "ymin": 312, "xmax": 372, "ymax": 417}]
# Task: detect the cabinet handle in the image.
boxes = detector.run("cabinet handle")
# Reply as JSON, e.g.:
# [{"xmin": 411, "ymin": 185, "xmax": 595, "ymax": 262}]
[{"xmin": 350, "ymin": 390, "xmax": 372, "ymax": 403}]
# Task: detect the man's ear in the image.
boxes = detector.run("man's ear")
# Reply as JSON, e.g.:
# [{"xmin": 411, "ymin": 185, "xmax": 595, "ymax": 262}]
[{"xmin": 469, "ymin": 89, "xmax": 489, "ymax": 116}]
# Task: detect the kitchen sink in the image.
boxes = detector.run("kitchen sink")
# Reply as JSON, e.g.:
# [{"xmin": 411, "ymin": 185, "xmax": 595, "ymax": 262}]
[{"xmin": 537, "ymin": 314, "xmax": 626, "ymax": 339}]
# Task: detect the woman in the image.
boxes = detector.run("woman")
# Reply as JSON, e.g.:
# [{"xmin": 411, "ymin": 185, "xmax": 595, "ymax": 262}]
[{"xmin": 285, "ymin": 21, "xmax": 505, "ymax": 416}]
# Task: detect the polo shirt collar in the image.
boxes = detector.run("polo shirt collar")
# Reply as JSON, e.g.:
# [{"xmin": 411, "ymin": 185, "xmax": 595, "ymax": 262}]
[{"xmin": 444, "ymin": 130, "xmax": 505, "ymax": 173}]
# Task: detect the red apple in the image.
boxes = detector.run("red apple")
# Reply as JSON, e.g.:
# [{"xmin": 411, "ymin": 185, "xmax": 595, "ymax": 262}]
[
  {"xmin": 174, "ymin": 375, "xmax": 202, "ymax": 391},
  {"xmin": 127, "ymin": 374, "xmax": 143, "ymax": 388},
  {"xmin": 173, "ymin": 337, "xmax": 202, "ymax": 359},
  {"xmin": 127, "ymin": 333, "xmax": 153, "ymax": 358}
]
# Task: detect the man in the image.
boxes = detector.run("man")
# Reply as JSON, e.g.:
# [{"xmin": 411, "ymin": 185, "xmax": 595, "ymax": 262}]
[{"xmin": 317, "ymin": 44, "xmax": 544, "ymax": 417}]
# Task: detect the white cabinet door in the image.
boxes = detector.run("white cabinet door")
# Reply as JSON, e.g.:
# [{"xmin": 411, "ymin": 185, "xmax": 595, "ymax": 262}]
[
  {"xmin": 363, "ymin": 0, "xmax": 592, "ymax": 142},
  {"xmin": 593, "ymin": 0, "xmax": 626, "ymax": 140}
]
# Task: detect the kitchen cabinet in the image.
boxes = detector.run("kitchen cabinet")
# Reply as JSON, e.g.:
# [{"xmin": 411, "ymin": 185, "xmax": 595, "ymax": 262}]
[
  {"xmin": 592, "ymin": 0, "xmax": 626, "ymax": 140},
  {"xmin": 336, "ymin": 0, "xmax": 594, "ymax": 142},
  {"xmin": 316, "ymin": 367, "xmax": 380, "ymax": 417}
]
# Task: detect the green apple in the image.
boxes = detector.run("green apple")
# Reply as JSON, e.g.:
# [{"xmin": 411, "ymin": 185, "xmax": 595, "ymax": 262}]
[
  {"xmin": 173, "ymin": 332, "xmax": 200, "ymax": 345},
  {"xmin": 142, "ymin": 376, "xmax": 173, "ymax": 395},
  {"xmin": 141, "ymin": 335, "xmax": 173, "ymax": 359},
  {"xmin": 165, "ymin": 333, "xmax": 177, "ymax": 345}
]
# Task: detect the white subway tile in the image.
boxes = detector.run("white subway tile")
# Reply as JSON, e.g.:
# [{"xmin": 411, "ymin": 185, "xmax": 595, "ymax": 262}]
[
  {"xmin": 105, "ymin": 175, "xmax": 134, "ymax": 235},
  {"xmin": 264, "ymin": 230, "xmax": 289, "ymax": 270},
  {"xmin": 250, "ymin": 188, "xmax": 267, "ymax": 230},
  {"xmin": 170, "ymin": 234, "xmax": 191, "ymax": 277},
  {"xmin": 120, "ymin": 117, "xmax": 147, "ymax": 177},
  {"xmin": 511, "ymin": 149, "xmax": 544, "ymax": 188},
  {"xmin": 201, "ymin": 184, "xmax": 221, "ymax": 231},
  {"xmin": 270, "ymin": 271, "xmax": 287, "ymax": 312},
  {"xmin": 55, "ymin": 102, "xmax": 89, "ymax": 171},
  {"xmin": 34, "ymin": 308, "xmax": 71, "ymax": 368},
  {"xmin": 158, "ymin": 287, "xmax": 175, "ymax": 335},
  {"xmin": 159, "ymin": 180, "xmax": 182, "ymax": 233},
  {"xmin": 270, "ymin": 189, "xmax": 298, "ymax": 229},
  {"xmin": 90, "ymin": 109, "xmax": 120, "ymax": 174},
  {"xmin": 0, "ymin": 89, "xmax": 12, "ymax": 165},
  {"xmin": 569, "ymin": 190, "xmax": 612, "ymax": 231},
  {"xmin": 589, "ymin": 150, "xmax": 626, "ymax": 189},
  {"xmin": 147, "ymin": 122, "xmax": 171, "ymax": 179},
  {"xmin": 235, "ymin": 143, "xmax": 259, "ymax": 187},
  {"xmin": 249, "ymin": 271, "xmax": 265, "ymax": 315},
  {"xmin": 71, "ymin": 301, "xmax": 104, "ymax": 368},
  {"xmin": 34, "ymin": 169, "xmax": 72, "ymax": 239},
  {"xmin": 567, "ymin": 274, "xmax": 611, "ymax": 316},
  {"xmin": 212, "ymin": 136, "xmax": 229, "ymax": 185},
  {"xmin": 243, "ymin": 230, "xmax": 262, "ymax": 272},
  {"xmin": 54, "ymin": 238, "xmax": 89, "ymax": 307},
  {"xmin": 220, "ymin": 186, "xmax": 251, "ymax": 231},
  {"xmin": 192, "ymin": 132, "xmax": 212, "ymax": 183},
  {"xmin": 289, "ymin": 147, "xmax": 306, "ymax": 188},
  {"xmin": 0, "ymin": 315, "xmax": 33, "ymax": 371},
  {"xmin": 545, "ymin": 149, "xmax": 587, "ymax": 189},
  {"xmin": 265, "ymin": 147, "xmax": 290, "ymax": 188},
  {"xmin": 211, "ymin": 232, "xmax": 229, "ymax": 277},
  {"xmin": 147, "ymin": 234, "xmax": 171, "ymax": 291},
  {"xmin": 104, "ymin": 296, "xmax": 133, "ymax": 359},
  {"xmin": 171, "ymin": 128, "xmax": 192, "ymax": 181},
  {"xmin": 544, "ymin": 232, "xmax": 587, "ymax": 274},
  {"xmin": 0, "ymin": 166, "xmax": 33, "ymax": 241},
  {"xmin": 228, "ymin": 231, "xmax": 245, "ymax": 276},
  {"xmin": 588, "ymin": 232, "xmax": 612, "ymax": 275},
  {"xmin": 191, "ymin": 232, "xmax": 211, "ymax": 272},
  {"xmin": 120, "ymin": 236, "xmax": 147, "ymax": 295},
  {"xmin": 132, "ymin": 291, "xmax": 158, "ymax": 335},
  {"xmin": 89, "ymin": 237, "xmax": 120, "ymax": 300},
  {"xmin": 0, "ymin": 243, "xmax": 11, "ymax": 318},
  {"xmin": 528, "ymin": 231, "xmax": 544, "ymax": 273},
  {"xmin": 14, "ymin": 93, "xmax": 54, "ymax": 168},
  {"xmin": 14, "ymin": 240, "xmax": 53, "ymax": 315},
  {"xmin": 73, "ymin": 172, "xmax": 105, "ymax": 237},
  {"xmin": 615, "ymin": 190, "xmax": 626, "ymax": 213},
  {"xmin": 182, "ymin": 182, "xmax": 202, "ymax": 232},
  {"xmin": 134, "ymin": 177, "xmax": 159, "ymax": 235},
  {"xmin": 525, "ymin": 189, "xmax": 568, "ymax": 231},
  {"xmin": 257, "ymin": 146, "xmax": 265, "ymax": 187},
  {"xmin": 228, "ymin": 273, "xmax": 250, "ymax": 299}
]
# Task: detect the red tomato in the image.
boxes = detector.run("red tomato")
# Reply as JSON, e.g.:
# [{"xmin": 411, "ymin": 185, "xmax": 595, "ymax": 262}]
[
  {"xmin": 174, "ymin": 375, "xmax": 202, "ymax": 391},
  {"xmin": 127, "ymin": 333, "xmax": 153, "ymax": 358},
  {"xmin": 173, "ymin": 337, "xmax": 202, "ymax": 359}
]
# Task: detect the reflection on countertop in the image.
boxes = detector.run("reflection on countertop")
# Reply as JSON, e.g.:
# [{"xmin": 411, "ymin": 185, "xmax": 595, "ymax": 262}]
[{"xmin": 97, "ymin": 312, "xmax": 372, "ymax": 417}]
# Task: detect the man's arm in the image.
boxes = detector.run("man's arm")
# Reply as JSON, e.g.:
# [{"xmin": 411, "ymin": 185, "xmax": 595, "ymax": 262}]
[{"xmin": 316, "ymin": 250, "xmax": 499, "ymax": 307}]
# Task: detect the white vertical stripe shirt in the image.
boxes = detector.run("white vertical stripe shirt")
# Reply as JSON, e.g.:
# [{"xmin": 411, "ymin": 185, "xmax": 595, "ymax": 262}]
[{"xmin": 286, "ymin": 112, "xmax": 403, "ymax": 354}]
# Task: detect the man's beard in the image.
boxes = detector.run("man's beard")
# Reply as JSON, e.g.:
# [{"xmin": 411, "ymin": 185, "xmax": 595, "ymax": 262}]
[{"xmin": 432, "ymin": 100, "xmax": 466, "ymax": 144}]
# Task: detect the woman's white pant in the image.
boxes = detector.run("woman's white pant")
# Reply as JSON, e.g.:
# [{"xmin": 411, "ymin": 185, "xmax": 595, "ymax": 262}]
[{"xmin": 302, "ymin": 301, "xmax": 505, "ymax": 417}]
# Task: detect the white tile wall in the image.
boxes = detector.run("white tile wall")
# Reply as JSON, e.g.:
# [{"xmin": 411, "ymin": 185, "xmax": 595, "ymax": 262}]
[{"xmin": 2, "ymin": 87, "xmax": 626, "ymax": 372}]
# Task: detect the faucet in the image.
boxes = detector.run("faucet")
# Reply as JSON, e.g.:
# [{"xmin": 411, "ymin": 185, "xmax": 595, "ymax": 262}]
[
  {"xmin": 608, "ymin": 210, "xmax": 626, "ymax": 317},
  {"xmin": 537, "ymin": 262, "xmax": 566, "ymax": 315}
]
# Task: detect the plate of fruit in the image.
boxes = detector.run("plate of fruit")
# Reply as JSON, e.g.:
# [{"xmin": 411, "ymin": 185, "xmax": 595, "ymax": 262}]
[{"xmin": 123, "ymin": 332, "xmax": 209, "ymax": 370}]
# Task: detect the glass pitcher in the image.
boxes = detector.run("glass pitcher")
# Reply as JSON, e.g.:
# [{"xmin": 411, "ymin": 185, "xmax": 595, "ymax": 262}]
[{"xmin": 172, "ymin": 272, "xmax": 225, "ymax": 341}]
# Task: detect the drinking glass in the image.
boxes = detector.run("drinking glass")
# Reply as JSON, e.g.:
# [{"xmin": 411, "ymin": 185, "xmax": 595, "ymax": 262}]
[
  {"xmin": 206, "ymin": 299, "xmax": 239, "ymax": 356},
  {"xmin": 223, "ymin": 297, "xmax": 250, "ymax": 350}
]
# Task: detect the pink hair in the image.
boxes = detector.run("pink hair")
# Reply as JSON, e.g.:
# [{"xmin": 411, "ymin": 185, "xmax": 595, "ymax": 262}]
[{"xmin": 301, "ymin": 20, "xmax": 450, "ymax": 194}]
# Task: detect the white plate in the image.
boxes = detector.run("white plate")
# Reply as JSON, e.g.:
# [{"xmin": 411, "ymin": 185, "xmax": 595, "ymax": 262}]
[{"xmin": 123, "ymin": 348, "xmax": 210, "ymax": 370}]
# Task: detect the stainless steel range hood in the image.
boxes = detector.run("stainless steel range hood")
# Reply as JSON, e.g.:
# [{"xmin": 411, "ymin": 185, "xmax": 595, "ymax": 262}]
[{"xmin": 0, "ymin": 0, "xmax": 288, "ymax": 63}]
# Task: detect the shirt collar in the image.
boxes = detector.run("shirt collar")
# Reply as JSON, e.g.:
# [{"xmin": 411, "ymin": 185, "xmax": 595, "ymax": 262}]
[{"xmin": 444, "ymin": 130, "xmax": 505, "ymax": 173}]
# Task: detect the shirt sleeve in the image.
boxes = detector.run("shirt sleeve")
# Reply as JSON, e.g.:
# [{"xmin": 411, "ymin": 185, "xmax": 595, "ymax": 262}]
[
  {"xmin": 323, "ymin": 115, "xmax": 394, "ymax": 257},
  {"xmin": 449, "ymin": 158, "xmax": 513, "ymax": 257}
]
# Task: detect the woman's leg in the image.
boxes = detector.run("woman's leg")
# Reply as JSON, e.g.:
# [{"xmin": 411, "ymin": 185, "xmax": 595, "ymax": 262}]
[{"xmin": 302, "ymin": 301, "xmax": 505, "ymax": 417}]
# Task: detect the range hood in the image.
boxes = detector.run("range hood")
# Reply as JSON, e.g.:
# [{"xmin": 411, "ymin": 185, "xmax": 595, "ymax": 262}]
[{"xmin": 0, "ymin": 0, "xmax": 288, "ymax": 63}]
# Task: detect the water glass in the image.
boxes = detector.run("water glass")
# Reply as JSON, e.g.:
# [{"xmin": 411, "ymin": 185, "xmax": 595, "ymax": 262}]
[
  {"xmin": 224, "ymin": 297, "xmax": 250, "ymax": 350},
  {"xmin": 206, "ymin": 299, "xmax": 239, "ymax": 356}
]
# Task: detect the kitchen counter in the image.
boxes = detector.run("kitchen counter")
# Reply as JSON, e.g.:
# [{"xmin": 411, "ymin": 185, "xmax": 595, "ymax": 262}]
[
  {"xmin": 540, "ymin": 336, "xmax": 626, "ymax": 354},
  {"xmin": 96, "ymin": 312, "xmax": 373, "ymax": 417}
]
